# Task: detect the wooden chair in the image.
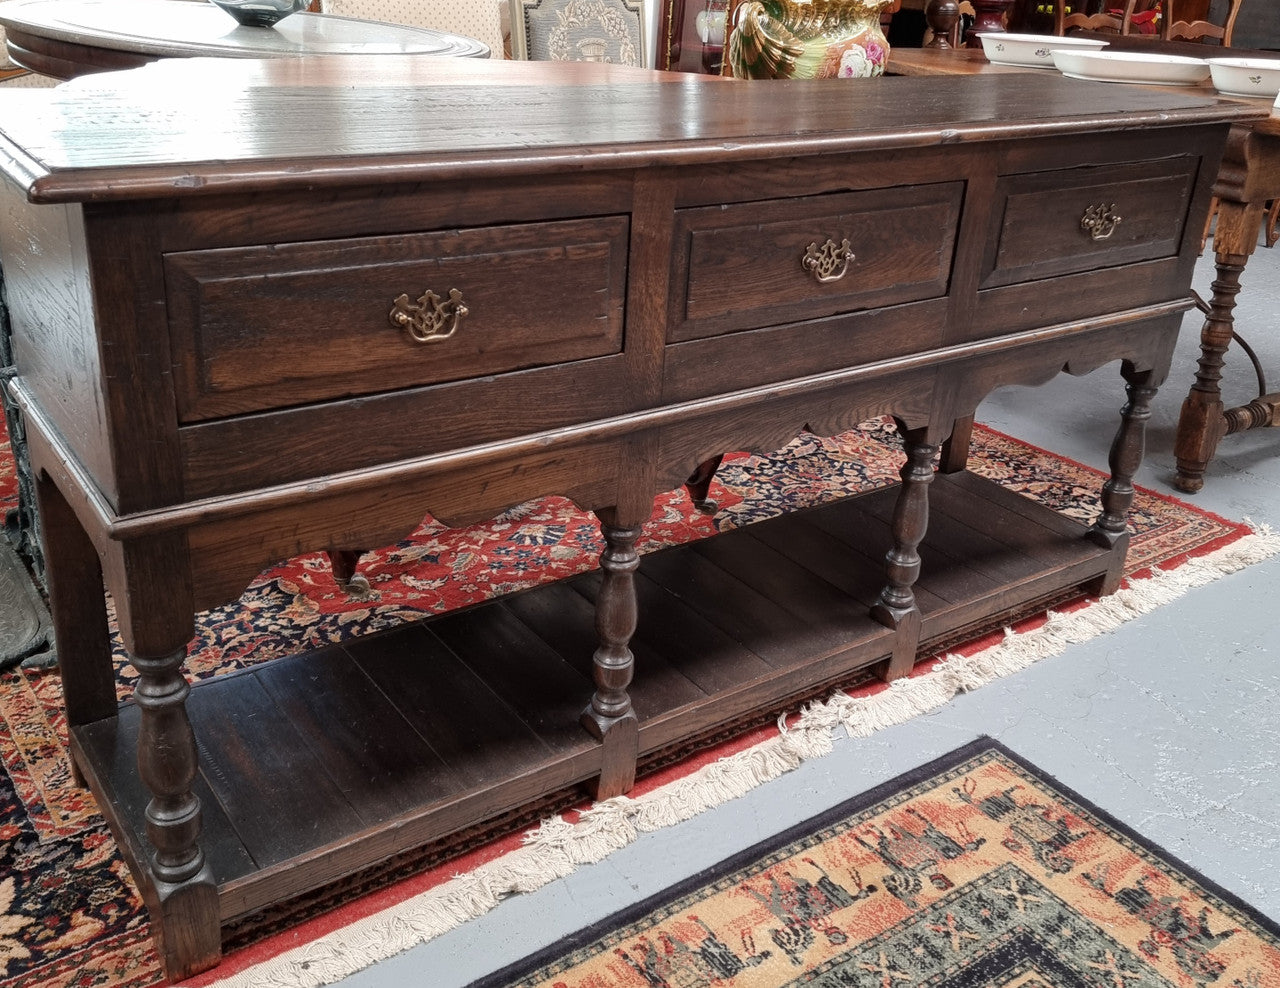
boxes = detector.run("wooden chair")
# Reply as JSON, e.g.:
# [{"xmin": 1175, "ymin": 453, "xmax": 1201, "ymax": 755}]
[
  {"xmin": 1162, "ymin": 0, "xmax": 1242, "ymax": 44},
  {"xmin": 1055, "ymin": 0, "xmax": 1140, "ymax": 35},
  {"xmin": 318, "ymin": 0, "xmax": 506, "ymax": 58},
  {"xmin": 508, "ymin": 0, "xmax": 646, "ymax": 65}
]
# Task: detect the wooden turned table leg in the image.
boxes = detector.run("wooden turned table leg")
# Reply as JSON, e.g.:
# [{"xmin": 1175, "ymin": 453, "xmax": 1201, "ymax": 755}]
[
  {"xmin": 582, "ymin": 513, "xmax": 641, "ymax": 799},
  {"xmin": 1088, "ymin": 367, "xmax": 1158, "ymax": 596},
  {"xmin": 1173, "ymin": 253, "xmax": 1247, "ymax": 493},
  {"xmin": 1175, "ymin": 191, "xmax": 1268, "ymax": 494},
  {"xmin": 132, "ymin": 645, "xmax": 220, "ymax": 979},
  {"xmin": 871, "ymin": 427, "xmax": 936, "ymax": 681}
]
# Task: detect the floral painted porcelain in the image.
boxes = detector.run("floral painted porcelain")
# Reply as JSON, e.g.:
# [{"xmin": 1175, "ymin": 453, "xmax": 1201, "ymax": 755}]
[{"xmin": 724, "ymin": 0, "xmax": 896, "ymax": 80}]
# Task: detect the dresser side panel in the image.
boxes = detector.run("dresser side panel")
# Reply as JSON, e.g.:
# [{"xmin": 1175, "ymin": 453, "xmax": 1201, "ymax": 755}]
[{"xmin": 0, "ymin": 181, "xmax": 116, "ymax": 502}]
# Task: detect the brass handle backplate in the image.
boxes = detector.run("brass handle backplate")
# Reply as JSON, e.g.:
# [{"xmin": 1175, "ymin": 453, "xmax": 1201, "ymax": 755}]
[
  {"xmin": 1081, "ymin": 203, "xmax": 1122, "ymax": 242},
  {"xmin": 802, "ymin": 238, "xmax": 856, "ymax": 283},
  {"xmin": 389, "ymin": 288, "xmax": 468, "ymax": 343}
]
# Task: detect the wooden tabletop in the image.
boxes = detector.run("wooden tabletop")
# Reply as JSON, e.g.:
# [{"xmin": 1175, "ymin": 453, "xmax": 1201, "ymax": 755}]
[
  {"xmin": 0, "ymin": 0, "xmax": 489, "ymax": 59},
  {"xmin": 0, "ymin": 54, "xmax": 1264, "ymax": 205},
  {"xmin": 888, "ymin": 42, "xmax": 1280, "ymax": 135}
]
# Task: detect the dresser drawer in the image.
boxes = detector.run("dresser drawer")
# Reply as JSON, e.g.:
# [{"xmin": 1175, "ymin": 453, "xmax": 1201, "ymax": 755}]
[
  {"xmin": 166, "ymin": 216, "xmax": 629, "ymax": 421},
  {"xmin": 667, "ymin": 182, "xmax": 963, "ymax": 343},
  {"xmin": 980, "ymin": 156, "xmax": 1198, "ymax": 290}
]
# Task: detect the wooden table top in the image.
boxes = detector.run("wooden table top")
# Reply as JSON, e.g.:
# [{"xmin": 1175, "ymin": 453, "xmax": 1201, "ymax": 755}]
[
  {"xmin": 888, "ymin": 43, "xmax": 1280, "ymax": 136},
  {"xmin": 0, "ymin": 55, "xmax": 1263, "ymax": 204},
  {"xmin": 0, "ymin": 0, "xmax": 489, "ymax": 59}
]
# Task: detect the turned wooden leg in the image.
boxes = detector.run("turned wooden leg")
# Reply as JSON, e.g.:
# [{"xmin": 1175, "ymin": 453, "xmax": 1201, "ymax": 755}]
[
  {"xmin": 683, "ymin": 454, "xmax": 724, "ymax": 515},
  {"xmin": 581, "ymin": 512, "xmax": 641, "ymax": 799},
  {"xmin": 327, "ymin": 549, "xmax": 370, "ymax": 594},
  {"xmin": 132, "ymin": 645, "xmax": 220, "ymax": 980},
  {"xmin": 1174, "ymin": 255, "xmax": 1246, "ymax": 493},
  {"xmin": 871, "ymin": 428, "xmax": 936, "ymax": 682},
  {"xmin": 1088, "ymin": 368, "xmax": 1158, "ymax": 596}
]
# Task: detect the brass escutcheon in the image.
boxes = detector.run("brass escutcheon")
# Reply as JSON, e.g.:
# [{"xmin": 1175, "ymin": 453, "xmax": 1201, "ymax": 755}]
[
  {"xmin": 388, "ymin": 288, "xmax": 468, "ymax": 343},
  {"xmin": 802, "ymin": 238, "xmax": 856, "ymax": 283},
  {"xmin": 1080, "ymin": 203, "xmax": 1122, "ymax": 242}
]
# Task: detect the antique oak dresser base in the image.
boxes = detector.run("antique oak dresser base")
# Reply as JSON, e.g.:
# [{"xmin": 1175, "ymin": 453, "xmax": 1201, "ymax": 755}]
[
  {"xmin": 63, "ymin": 472, "xmax": 1120, "ymax": 935},
  {"xmin": 0, "ymin": 61, "xmax": 1258, "ymax": 979}
]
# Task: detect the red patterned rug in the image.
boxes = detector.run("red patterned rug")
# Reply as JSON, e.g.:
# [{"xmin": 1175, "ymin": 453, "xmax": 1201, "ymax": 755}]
[{"xmin": 0, "ymin": 417, "xmax": 1262, "ymax": 988}]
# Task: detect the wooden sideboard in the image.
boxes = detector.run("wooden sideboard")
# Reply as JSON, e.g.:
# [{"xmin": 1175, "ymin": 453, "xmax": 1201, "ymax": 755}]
[{"xmin": 0, "ymin": 56, "xmax": 1258, "ymax": 980}]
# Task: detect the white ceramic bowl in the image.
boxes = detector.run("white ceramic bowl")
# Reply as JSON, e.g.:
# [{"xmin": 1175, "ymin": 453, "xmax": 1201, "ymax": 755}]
[
  {"xmin": 1050, "ymin": 49, "xmax": 1211, "ymax": 86},
  {"xmin": 975, "ymin": 32, "xmax": 1108, "ymax": 70},
  {"xmin": 1207, "ymin": 57, "xmax": 1280, "ymax": 99}
]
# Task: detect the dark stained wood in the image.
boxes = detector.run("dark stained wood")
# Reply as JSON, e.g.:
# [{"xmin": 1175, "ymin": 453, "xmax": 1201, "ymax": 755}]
[
  {"xmin": 165, "ymin": 216, "xmax": 629, "ymax": 421},
  {"xmin": 349, "ymin": 625, "xmax": 553, "ymax": 789},
  {"xmin": 253, "ymin": 646, "xmax": 465, "ymax": 824},
  {"xmin": 889, "ymin": 37, "xmax": 1280, "ymax": 497},
  {"xmin": 667, "ymin": 182, "xmax": 962, "ymax": 343},
  {"xmin": 683, "ymin": 455, "xmax": 724, "ymax": 513},
  {"xmin": 869, "ymin": 430, "xmax": 936, "ymax": 679},
  {"xmin": 0, "ymin": 58, "xmax": 1251, "ymax": 979},
  {"xmin": 67, "ymin": 475, "xmax": 1120, "ymax": 934},
  {"xmin": 71, "ymin": 705, "xmax": 256, "ymax": 915},
  {"xmin": 184, "ymin": 672, "xmax": 364, "ymax": 867},
  {"xmin": 579, "ymin": 514, "xmax": 642, "ymax": 798},
  {"xmin": 504, "ymin": 581, "xmax": 711, "ymax": 719},
  {"xmin": 428, "ymin": 605, "xmax": 595, "ymax": 755},
  {"xmin": 31, "ymin": 468, "xmax": 115, "ymax": 730}
]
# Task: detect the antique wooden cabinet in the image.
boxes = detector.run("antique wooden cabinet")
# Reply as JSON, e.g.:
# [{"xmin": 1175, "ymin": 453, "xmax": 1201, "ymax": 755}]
[{"xmin": 0, "ymin": 56, "xmax": 1257, "ymax": 980}]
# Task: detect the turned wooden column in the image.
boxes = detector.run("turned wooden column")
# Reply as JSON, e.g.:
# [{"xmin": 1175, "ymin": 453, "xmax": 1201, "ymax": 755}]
[
  {"xmin": 129, "ymin": 643, "xmax": 220, "ymax": 978},
  {"xmin": 871, "ymin": 427, "xmax": 937, "ymax": 681},
  {"xmin": 1174, "ymin": 126, "xmax": 1280, "ymax": 493},
  {"xmin": 582, "ymin": 511, "xmax": 642, "ymax": 799},
  {"xmin": 925, "ymin": 0, "xmax": 961, "ymax": 48},
  {"xmin": 1173, "ymin": 255, "xmax": 1244, "ymax": 493},
  {"xmin": 1088, "ymin": 367, "xmax": 1158, "ymax": 595}
]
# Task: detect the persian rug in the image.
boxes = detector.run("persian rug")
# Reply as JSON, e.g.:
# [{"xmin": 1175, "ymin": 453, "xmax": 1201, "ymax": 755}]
[
  {"xmin": 0, "ymin": 417, "xmax": 1272, "ymax": 988},
  {"xmin": 475, "ymin": 737, "xmax": 1280, "ymax": 988}
]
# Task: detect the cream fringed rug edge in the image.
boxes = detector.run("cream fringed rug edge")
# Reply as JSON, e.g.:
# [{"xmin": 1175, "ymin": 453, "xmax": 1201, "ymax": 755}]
[{"xmin": 198, "ymin": 523, "xmax": 1280, "ymax": 988}]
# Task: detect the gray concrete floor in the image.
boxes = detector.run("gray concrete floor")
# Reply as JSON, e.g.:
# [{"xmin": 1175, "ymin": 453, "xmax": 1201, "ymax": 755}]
[{"xmin": 335, "ymin": 240, "xmax": 1280, "ymax": 987}]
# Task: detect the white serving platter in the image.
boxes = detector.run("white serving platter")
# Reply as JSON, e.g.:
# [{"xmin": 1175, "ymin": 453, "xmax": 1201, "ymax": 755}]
[
  {"xmin": 1050, "ymin": 49, "xmax": 1211, "ymax": 86},
  {"xmin": 975, "ymin": 32, "xmax": 1108, "ymax": 69},
  {"xmin": 1207, "ymin": 57, "xmax": 1280, "ymax": 99}
]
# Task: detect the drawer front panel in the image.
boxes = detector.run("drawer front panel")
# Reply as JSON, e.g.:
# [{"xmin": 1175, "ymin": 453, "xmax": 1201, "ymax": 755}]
[
  {"xmin": 981, "ymin": 157, "xmax": 1197, "ymax": 290},
  {"xmin": 167, "ymin": 216, "xmax": 629, "ymax": 421},
  {"xmin": 668, "ymin": 182, "xmax": 963, "ymax": 343}
]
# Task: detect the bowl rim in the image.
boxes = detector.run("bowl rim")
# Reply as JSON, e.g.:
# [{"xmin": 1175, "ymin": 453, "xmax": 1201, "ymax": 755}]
[
  {"xmin": 974, "ymin": 31, "xmax": 1109, "ymax": 48},
  {"xmin": 1051, "ymin": 49, "xmax": 1209, "ymax": 66},
  {"xmin": 1205, "ymin": 57, "xmax": 1280, "ymax": 71}
]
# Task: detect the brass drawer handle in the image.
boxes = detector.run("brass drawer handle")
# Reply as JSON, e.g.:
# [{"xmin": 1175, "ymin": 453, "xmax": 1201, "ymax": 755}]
[
  {"xmin": 802, "ymin": 238, "xmax": 856, "ymax": 283},
  {"xmin": 389, "ymin": 288, "xmax": 469, "ymax": 343},
  {"xmin": 1081, "ymin": 203, "xmax": 1122, "ymax": 242}
]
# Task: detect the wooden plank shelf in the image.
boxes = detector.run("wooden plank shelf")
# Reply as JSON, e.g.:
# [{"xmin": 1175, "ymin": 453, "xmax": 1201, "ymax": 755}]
[{"xmin": 68, "ymin": 470, "xmax": 1115, "ymax": 934}]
